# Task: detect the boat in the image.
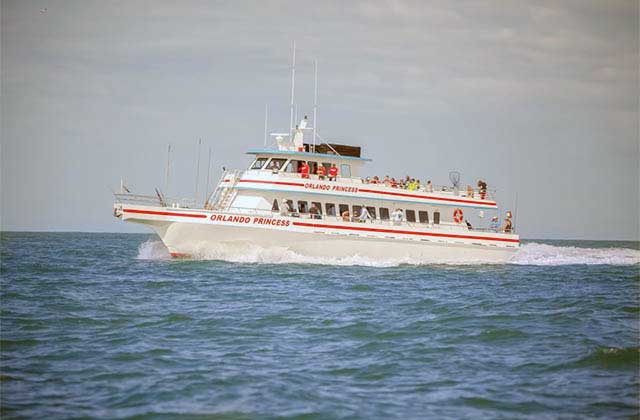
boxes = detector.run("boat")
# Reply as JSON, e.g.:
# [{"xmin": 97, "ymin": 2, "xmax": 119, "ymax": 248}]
[{"xmin": 113, "ymin": 50, "xmax": 519, "ymax": 263}]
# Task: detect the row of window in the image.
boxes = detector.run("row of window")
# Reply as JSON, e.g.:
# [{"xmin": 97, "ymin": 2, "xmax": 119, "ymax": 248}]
[
  {"xmin": 272, "ymin": 199, "xmax": 441, "ymax": 224},
  {"xmin": 252, "ymin": 157, "xmax": 352, "ymax": 178}
]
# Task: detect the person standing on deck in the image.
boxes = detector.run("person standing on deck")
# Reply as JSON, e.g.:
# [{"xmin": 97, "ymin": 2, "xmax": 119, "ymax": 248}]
[{"xmin": 328, "ymin": 164, "xmax": 339, "ymax": 181}]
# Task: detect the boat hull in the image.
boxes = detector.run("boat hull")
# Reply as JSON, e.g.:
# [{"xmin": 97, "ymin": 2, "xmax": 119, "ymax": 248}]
[{"xmin": 140, "ymin": 218, "xmax": 517, "ymax": 264}]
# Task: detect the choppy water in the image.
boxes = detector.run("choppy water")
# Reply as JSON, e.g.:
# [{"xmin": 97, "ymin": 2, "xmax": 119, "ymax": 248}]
[{"xmin": 1, "ymin": 232, "xmax": 639, "ymax": 419}]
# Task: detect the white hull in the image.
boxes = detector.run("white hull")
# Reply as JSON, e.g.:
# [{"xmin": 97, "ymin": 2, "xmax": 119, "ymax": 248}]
[{"xmin": 121, "ymin": 206, "xmax": 519, "ymax": 264}]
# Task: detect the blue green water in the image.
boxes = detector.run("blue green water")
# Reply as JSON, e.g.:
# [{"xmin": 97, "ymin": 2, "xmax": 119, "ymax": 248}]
[{"xmin": 1, "ymin": 232, "xmax": 639, "ymax": 419}]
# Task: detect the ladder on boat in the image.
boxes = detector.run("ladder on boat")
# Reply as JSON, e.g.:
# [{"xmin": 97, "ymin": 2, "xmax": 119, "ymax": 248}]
[{"xmin": 207, "ymin": 170, "xmax": 241, "ymax": 211}]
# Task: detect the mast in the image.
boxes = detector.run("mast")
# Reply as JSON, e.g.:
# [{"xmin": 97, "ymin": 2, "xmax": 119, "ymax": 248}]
[
  {"xmin": 205, "ymin": 147, "xmax": 212, "ymax": 202},
  {"xmin": 263, "ymin": 104, "xmax": 269, "ymax": 147},
  {"xmin": 313, "ymin": 59, "xmax": 318, "ymax": 153},
  {"xmin": 289, "ymin": 41, "xmax": 296, "ymax": 138},
  {"xmin": 164, "ymin": 144, "xmax": 171, "ymax": 195},
  {"xmin": 194, "ymin": 138, "xmax": 202, "ymax": 202}
]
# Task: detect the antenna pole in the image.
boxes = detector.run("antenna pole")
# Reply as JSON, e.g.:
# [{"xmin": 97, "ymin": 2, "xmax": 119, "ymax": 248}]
[
  {"xmin": 164, "ymin": 144, "xmax": 171, "ymax": 195},
  {"xmin": 194, "ymin": 138, "xmax": 202, "ymax": 202},
  {"xmin": 205, "ymin": 147, "xmax": 212, "ymax": 206},
  {"xmin": 289, "ymin": 41, "xmax": 296, "ymax": 137},
  {"xmin": 313, "ymin": 59, "xmax": 318, "ymax": 152},
  {"xmin": 514, "ymin": 192, "xmax": 519, "ymax": 233},
  {"xmin": 264, "ymin": 104, "xmax": 268, "ymax": 147}
]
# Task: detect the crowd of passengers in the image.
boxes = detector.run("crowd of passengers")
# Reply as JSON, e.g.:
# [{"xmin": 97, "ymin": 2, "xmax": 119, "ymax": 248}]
[
  {"xmin": 363, "ymin": 176, "xmax": 489, "ymax": 199},
  {"xmin": 277, "ymin": 199, "xmax": 513, "ymax": 233},
  {"xmin": 269, "ymin": 160, "xmax": 490, "ymax": 200}
]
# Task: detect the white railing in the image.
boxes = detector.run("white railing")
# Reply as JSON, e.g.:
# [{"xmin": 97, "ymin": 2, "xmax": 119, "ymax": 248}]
[
  {"xmin": 114, "ymin": 193, "xmax": 197, "ymax": 209},
  {"xmin": 229, "ymin": 169, "xmax": 497, "ymax": 201}
]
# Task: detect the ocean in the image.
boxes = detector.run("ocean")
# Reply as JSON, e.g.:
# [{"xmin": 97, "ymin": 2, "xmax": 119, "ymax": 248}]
[{"xmin": 1, "ymin": 232, "xmax": 638, "ymax": 419}]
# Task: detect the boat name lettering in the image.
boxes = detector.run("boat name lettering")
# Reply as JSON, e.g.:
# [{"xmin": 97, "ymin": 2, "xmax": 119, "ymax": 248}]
[
  {"xmin": 209, "ymin": 214, "xmax": 290, "ymax": 227},
  {"xmin": 304, "ymin": 183, "xmax": 359, "ymax": 193}
]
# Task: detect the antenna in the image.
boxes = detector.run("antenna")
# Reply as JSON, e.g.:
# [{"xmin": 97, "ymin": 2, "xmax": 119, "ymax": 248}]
[
  {"xmin": 205, "ymin": 147, "xmax": 212, "ymax": 203},
  {"xmin": 264, "ymin": 104, "xmax": 269, "ymax": 147},
  {"xmin": 194, "ymin": 138, "xmax": 202, "ymax": 202},
  {"xmin": 164, "ymin": 144, "xmax": 171, "ymax": 195},
  {"xmin": 313, "ymin": 59, "xmax": 318, "ymax": 153},
  {"xmin": 289, "ymin": 41, "xmax": 296, "ymax": 137}
]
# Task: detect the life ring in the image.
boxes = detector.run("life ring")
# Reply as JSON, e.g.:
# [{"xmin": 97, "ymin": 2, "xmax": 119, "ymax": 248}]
[{"xmin": 453, "ymin": 208, "xmax": 463, "ymax": 223}]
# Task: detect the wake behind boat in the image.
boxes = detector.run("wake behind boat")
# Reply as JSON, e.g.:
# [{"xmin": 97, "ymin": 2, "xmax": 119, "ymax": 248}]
[{"xmin": 113, "ymin": 48, "xmax": 519, "ymax": 263}]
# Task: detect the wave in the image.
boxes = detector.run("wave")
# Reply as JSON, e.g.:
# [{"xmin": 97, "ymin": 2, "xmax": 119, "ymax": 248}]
[
  {"xmin": 136, "ymin": 240, "xmax": 640, "ymax": 267},
  {"xmin": 511, "ymin": 242, "xmax": 640, "ymax": 266}
]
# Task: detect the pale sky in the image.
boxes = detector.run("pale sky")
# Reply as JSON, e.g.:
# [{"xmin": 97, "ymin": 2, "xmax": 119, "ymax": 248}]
[{"xmin": 1, "ymin": 0, "xmax": 638, "ymax": 239}]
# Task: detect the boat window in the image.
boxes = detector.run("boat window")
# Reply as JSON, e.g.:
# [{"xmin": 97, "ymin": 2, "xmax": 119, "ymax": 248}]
[
  {"xmin": 406, "ymin": 210, "xmax": 416, "ymax": 222},
  {"xmin": 322, "ymin": 163, "xmax": 332, "ymax": 172},
  {"xmin": 285, "ymin": 160, "xmax": 304, "ymax": 173},
  {"xmin": 297, "ymin": 201, "xmax": 308, "ymax": 213},
  {"xmin": 308, "ymin": 162, "xmax": 318, "ymax": 175},
  {"xmin": 418, "ymin": 210, "xmax": 429, "ymax": 224},
  {"xmin": 251, "ymin": 157, "xmax": 268, "ymax": 170},
  {"xmin": 268, "ymin": 158, "xmax": 287, "ymax": 172},
  {"xmin": 272, "ymin": 199, "xmax": 279, "ymax": 212},
  {"xmin": 339, "ymin": 204, "xmax": 349, "ymax": 216},
  {"xmin": 352, "ymin": 205, "xmax": 362, "ymax": 218},
  {"xmin": 366, "ymin": 207, "xmax": 377, "ymax": 219},
  {"xmin": 379, "ymin": 208, "xmax": 390, "ymax": 220},
  {"xmin": 311, "ymin": 202, "xmax": 322, "ymax": 214},
  {"xmin": 325, "ymin": 203, "xmax": 336, "ymax": 216},
  {"xmin": 433, "ymin": 211, "xmax": 440, "ymax": 225},
  {"xmin": 340, "ymin": 164, "xmax": 351, "ymax": 178},
  {"xmin": 285, "ymin": 200, "xmax": 295, "ymax": 213}
]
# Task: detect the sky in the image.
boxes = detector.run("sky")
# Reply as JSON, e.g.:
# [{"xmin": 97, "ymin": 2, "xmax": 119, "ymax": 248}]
[{"xmin": 1, "ymin": 0, "xmax": 638, "ymax": 240}]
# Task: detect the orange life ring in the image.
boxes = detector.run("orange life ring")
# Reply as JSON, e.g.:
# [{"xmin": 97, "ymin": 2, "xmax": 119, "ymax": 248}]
[{"xmin": 453, "ymin": 208, "xmax": 464, "ymax": 223}]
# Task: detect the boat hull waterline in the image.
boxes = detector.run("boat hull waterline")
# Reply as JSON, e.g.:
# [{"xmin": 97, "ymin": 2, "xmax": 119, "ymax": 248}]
[{"xmin": 121, "ymin": 206, "xmax": 519, "ymax": 264}]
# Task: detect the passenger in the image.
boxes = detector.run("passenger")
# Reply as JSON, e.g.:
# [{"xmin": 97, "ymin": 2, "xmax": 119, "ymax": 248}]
[
  {"xmin": 426, "ymin": 180, "xmax": 433, "ymax": 193},
  {"xmin": 358, "ymin": 206, "xmax": 372, "ymax": 223},
  {"xmin": 309, "ymin": 203, "xmax": 321, "ymax": 220},
  {"xmin": 391, "ymin": 208, "xmax": 404, "ymax": 225},
  {"xmin": 300, "ymin": 161, "xmax": 310, "ymax": 179},
  {"xmin": 391, "ymin": 178, "xmax": 398, "ymax": 188},
  {"xmin": 341, "ymin": 210, "xmax": 350, "ymax": 222},
  {"xmin": 415, "ymin": 179, "xmax": 421, "ymax": 190},
  {"xmin": 465, "ymin": 219, "xmax": 473, "ymax": 230},
  {"xmin": 504, "ymin": 217, "xmax": 512, "ymax": 233},
  {"xmin": 504, "ymin": 211, "xmax": 513, "ymax": 233},
  {"xmin": 298, "ymin": 201, "xmax": 307, "ymax": 213},
  {"xmin": 372, "ymin": 176, "xmax": 380, "ymax": 184},
  {"xmin": 280, "ymin": 198, "xmax": 291, "ymax": 216},
  {"xmin": 490, "ymin": 216, "xmax": 499, "ymax": 232},
  {"xmin": 477, "ymin": 180, "xmax": 487, "ymax": 199},
  {"xmin": 365, "ymin": 176, "xmax": 371, "ymax": 184},
  {"xmin": 408, "ymin": 179, "xmax": 417, "ymax": 191},
  {"xmin": 383, "ymin": 175, "xmax": 391, "ymax": 186},
  {"xmin": 466, "ymin": 185, "xmax": 474, "ymax": 198},
  {"xmin": 328, "ymin": 164, "xmax": 339, "ymax": 181},
  {"xmin": 316, "ymin": 164, "xmax": 326, "ymax": 180},
  {"xmin": 270, "ymin": 160, "xmax": 281, "ymax": 173}
]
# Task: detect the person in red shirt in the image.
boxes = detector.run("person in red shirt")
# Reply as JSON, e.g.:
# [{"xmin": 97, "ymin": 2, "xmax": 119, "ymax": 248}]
[
  {"xmin": 316, "ymin": 165, "xmax": 326, "ymax": 180},
  {"xmin": 328, "ymin": 164, "xmax": 338, "ymax": 181},
  {"xmin": 300, "ymin": 161, "xmax": 310, "ymax": 179}
]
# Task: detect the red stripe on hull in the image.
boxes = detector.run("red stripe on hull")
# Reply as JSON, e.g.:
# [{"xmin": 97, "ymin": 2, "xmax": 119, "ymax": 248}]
[
  {"xmin": 170, "ymin": 252, "xmax": 190, "ymax": 258},
  {"xmin": 123, "ymin": 209, "xmax": 207, "ymax": 218},
  {"xmin": 292, "ymin": 221, "xmax": 519, "ymax": 244},
  {"xmin": 237, "ymin": 179, "xmax": 495, "ymax": 207}
]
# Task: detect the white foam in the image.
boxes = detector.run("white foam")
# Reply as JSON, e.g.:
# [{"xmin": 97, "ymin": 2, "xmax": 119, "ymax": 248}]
[
  {"xmin": 136, "ymin": 239, "xmax": 171, "ymax": 260},
  {"xmin": 135, "ymin": 240, "xmax": 640, "ymax": 267},
  {"xmin": 511, "ymin": 242, "xmax": 640, "ymax": 266}
]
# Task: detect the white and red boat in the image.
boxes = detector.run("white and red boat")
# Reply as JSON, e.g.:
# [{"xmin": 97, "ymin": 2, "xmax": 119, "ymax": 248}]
[{"xmin": 113, "ymin": 52, "xmax": 519, "ymax": 263}]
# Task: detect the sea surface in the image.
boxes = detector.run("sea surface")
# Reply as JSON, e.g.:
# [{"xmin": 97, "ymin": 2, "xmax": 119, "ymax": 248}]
[{"xmin": 1, "ymin": 232, "xmax": 639, "ymax": 419}]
